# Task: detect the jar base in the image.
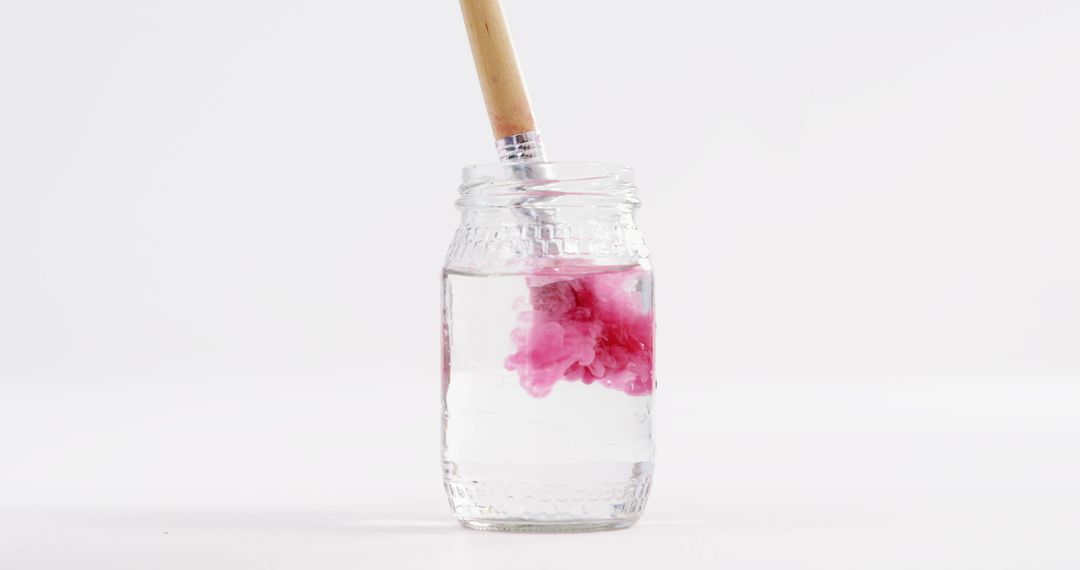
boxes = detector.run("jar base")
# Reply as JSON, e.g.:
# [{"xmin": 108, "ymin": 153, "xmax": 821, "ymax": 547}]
[
  {"xmin": 456, "ymin": 517, "xmax": 640, "ymax": 533},
  {"xmin": 443, "ymin": 461, "xmax": 653, "ymax": 533}
]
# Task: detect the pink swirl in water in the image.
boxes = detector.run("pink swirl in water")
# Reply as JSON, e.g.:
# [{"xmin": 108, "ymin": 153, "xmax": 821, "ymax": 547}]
[{"xmin": 505, "ymin": 267, "xmax": 653, "ymax": 398}]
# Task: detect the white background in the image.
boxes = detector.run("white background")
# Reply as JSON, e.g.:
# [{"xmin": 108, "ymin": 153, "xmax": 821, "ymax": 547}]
[{"xmin": 1, "ymin": 1, "xmax": 1078, "ymax": 568}]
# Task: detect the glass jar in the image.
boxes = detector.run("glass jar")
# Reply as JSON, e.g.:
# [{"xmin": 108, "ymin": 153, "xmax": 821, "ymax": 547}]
[{"xmin": 441, "ymin": 162, "xmax": 655, "ymax": 532}]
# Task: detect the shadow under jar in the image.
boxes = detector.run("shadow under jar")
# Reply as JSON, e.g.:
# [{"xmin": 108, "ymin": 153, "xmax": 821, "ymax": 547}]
[{"xmin": 441, "ymin": 162, "xmax": 655, "ymax": 532}]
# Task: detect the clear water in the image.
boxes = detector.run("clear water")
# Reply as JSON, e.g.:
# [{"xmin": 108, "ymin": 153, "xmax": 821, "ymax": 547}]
[{"xmin": 441, "ymin": 265, "xmax": 654, "ymax": 531}]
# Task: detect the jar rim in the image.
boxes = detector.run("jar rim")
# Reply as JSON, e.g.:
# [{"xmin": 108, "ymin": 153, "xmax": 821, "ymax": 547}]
[{"xmin": 460, "ymin": 161, "xmax": 635, "ymax": 195}]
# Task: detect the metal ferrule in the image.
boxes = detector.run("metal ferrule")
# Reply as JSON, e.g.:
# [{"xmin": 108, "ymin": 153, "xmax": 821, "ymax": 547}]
[{"xmin": 496, "ymin": 131, "xmax": 546, "ymax": 162}]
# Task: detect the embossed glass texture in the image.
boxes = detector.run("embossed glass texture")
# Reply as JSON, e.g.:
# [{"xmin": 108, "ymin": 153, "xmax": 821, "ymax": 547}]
[{"xmin": 442, "ymin": 162, "xmax": 655, "ymax": 532}]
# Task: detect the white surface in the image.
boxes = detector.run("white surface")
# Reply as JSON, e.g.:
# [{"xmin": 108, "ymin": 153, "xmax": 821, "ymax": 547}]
[
  {"xmin": 3, "ymin": 375, "xmax": 1078, "ymax": 568},
  {"xmin": 2, "ymin": 0, "xmax": 1079, "ymax": 568}
]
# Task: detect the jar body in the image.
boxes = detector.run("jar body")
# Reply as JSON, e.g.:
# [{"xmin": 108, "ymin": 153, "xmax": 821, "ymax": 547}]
[{"xmin": 441, "ymin": 163, "xmax": 654, "ymax": 532}]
